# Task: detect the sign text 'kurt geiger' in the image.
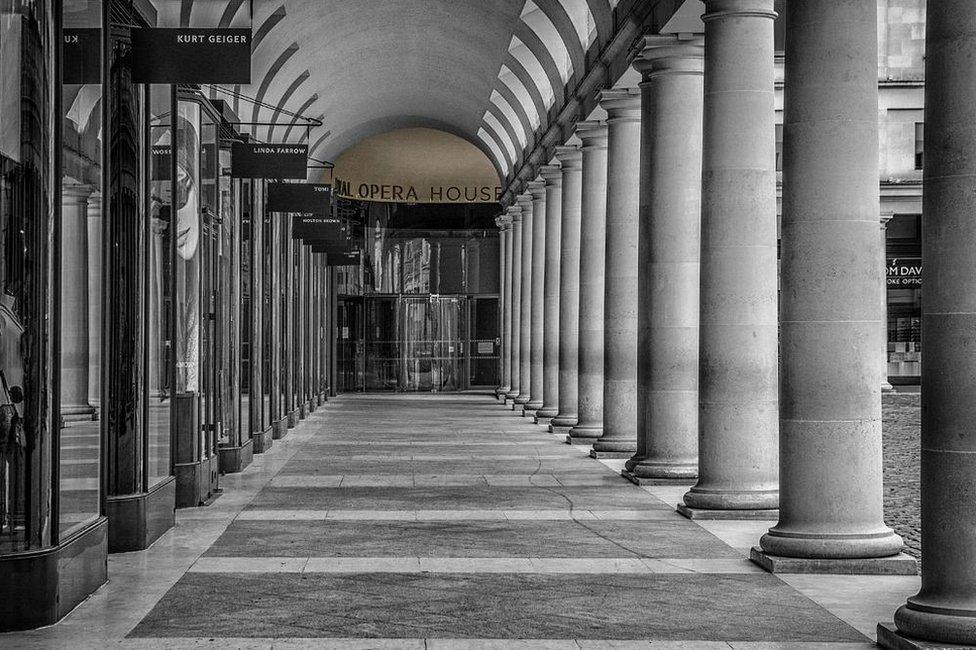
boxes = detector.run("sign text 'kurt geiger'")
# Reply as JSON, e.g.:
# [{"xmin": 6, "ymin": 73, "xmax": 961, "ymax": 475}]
[{"xmin": 131, "ymin": 28, "xmax": 251, "ymax": 84}]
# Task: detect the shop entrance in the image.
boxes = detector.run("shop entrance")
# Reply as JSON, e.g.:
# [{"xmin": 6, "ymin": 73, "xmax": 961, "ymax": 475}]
[{"xmin": 337, "ymin": 295, "xmax": 498, "ymax": 392}]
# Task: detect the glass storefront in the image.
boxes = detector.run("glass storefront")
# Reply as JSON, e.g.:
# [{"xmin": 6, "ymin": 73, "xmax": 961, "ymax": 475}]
[
  {"xmin": 886, "ymin": 214, "xmax": 922, "ymax": 384},
  {"xmin": 335, "ymin": 201, "xmax": 501, "ymax": 392}
]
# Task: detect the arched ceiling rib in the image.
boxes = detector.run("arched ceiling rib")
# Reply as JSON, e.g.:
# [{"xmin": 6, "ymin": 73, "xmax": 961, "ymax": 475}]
[{"xmin": 162, "ymin": 0, "xmax": 621, "ymax": 185}]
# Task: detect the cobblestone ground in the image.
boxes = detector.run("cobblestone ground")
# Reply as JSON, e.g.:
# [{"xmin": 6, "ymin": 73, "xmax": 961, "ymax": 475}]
[{"xmin": 883, "ymin": 391, "xmax": 921, "ymax": 560}]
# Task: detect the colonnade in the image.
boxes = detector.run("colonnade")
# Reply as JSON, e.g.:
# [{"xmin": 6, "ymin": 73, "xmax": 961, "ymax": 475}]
[{"xmin": 495, "ymin": 1, "xmax": 976, "ymax": 646}]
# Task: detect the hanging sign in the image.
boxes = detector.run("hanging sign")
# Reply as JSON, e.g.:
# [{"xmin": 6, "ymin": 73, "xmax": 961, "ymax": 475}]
[
  {"xmin": 268, "ymin": 183, "xmax": 332, "ymax": 213},
  {"xmin": 231, "ymin": 143, "xmax": 307, "ymax": 179},
  {"xmin": 63, "ymin": 29, "xmax": 101, "ymax": 84},
  {"xmin": 292, "ymin": 214, "xmax": 344, "ymax": 240},
  {"xmin": 131, "ymin": 28, "xmax": 251, "ymax": 83},
  {"xmin": 325, "ymin": 251, "xmax": 362, "ymax": 266}
]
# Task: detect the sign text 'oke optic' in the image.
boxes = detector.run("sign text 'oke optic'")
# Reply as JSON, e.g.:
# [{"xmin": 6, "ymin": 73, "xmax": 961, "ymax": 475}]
[
  {"xmin": 231, "ymin": 143, "xmax": 308, "ymax": 179},
  {"xmin": 324, "ymin": 251, "xmax": 362, "ymax": 266},
  {"xmin": 131, "ymin": 28, "xmax": 251, "ymax": 84},
  {"xmin": 267, "ymin": 183, "xmax": 332, "ymax": 213}
]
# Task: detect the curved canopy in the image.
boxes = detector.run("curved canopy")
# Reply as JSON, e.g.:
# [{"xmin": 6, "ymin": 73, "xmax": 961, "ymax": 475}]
[{"xmin": 157, "ymin": 0, "xmax": 622, "ymax": 181}]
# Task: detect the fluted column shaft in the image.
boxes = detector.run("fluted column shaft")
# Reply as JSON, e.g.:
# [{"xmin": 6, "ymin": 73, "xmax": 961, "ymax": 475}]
[
  {"xmin": 536, "ymin": 165, "xmax": 563, "ymax": 420},
  {"xmin": 515, "ymin": 193, "xmax": 534, "ymax": 405},
  {"xmin": 497, "ymin": 215, "xmax": 513, "ymax": 397},
  {"xmin": 600, "ymin": 89, "xmax": 642, "ymax": 451},
  {"xmin": 505, "ymin": 206, "xmax": 523, "ymax": 400},
  {"xmin": 885, "ymin": 1, "xmax": 976, "ymax": 645},
  {"xmin": 525, "ymin": 181, "xmax": 547, "ymax": 412},
  {"xmin": 681, "ymin": 0, "xmax": 779, "ymax": 514},
  {"xmin": 570, "ymin": 122, "xmax": 609, "ymax": 445},
  {"xmin": 550, "ymin": 146, "xmax": 583, "ymax": 430},
  {"xmin": 627, "ymin": 36, "xmax": 704, "ymax": 479},
  {"xmin": 61, "ymin": 181, "xmax": 95, "ymax": 417},
  {"xmin": 759, "ymin": 0, "xmax": 903, "ymax": 560}
]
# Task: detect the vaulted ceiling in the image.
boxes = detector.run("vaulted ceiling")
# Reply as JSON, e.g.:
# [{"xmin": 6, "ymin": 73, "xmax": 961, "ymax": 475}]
[{"xmin": 153, "ymin": 0, "xmax": 668, "ymax": 185}]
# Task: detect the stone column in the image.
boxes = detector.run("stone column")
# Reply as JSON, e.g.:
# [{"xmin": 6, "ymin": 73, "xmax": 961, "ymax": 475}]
[
  {"xmin": 880, "ymin": 213, "xmax": 893, "ymax": 392},
  {"xmin": 87, "ymin": 191, "xmax": 102, "ymax": 412},
  {"xmin": 878, "ymin": 2, "xmax": 976, "ymax": 646},
  {"xmin": 679, "ymin": 0, "xmax": 779, "ymax": 518},
  {"xmin": 496, "ymin": 214, "xmax": 513, "ymax": 399},
  {"xmin": 550, "ymin": 146, "xmax": 583, "ymax": 431},
  {"xmin": 525, "ymin": 180, "xmax": 547, "ymax": 413},
  {"xmin": 505, "ymin": 205, "xmax": 523, "ymax": 402},
  {"xmin": 569, "ymin": 121, "xmax": 609, "ymax": 447},
  {"xmin": 625, "ymin": 36, "xmax": 704, "ymax": 482},
  {"xmin": 599, "ymin": 88, "xmax": 642, "ymax": 461},
  {"xmin": 60, "ymin": 180, "xmax": 95, "ymax": 419},
  {"xmin": 535, "ymin": 165, "xmax": 563, "ymax": 423},
  {"xmin": 514, "ymin": 193, "xmax": 535, "ymax": 406},
  {"xmin": 754, "ymin": 0, "xmax": 908, "ymax": 571}
]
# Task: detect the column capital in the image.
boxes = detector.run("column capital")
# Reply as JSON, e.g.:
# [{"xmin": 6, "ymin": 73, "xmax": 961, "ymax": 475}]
[
  {"xmin": 516, "ymin": 192, "xmax": 534, "ymax": 213},
  {"xmin": 632, "ymin": 34, "xmax": 704, "ymax": 80},
  {"xmin": 507, "ymin": 206, "xmax": 522, "ymax": 222},
  {"xmin": 598, "ymin": 88, "xmax": 641, "ymax": 122},
  {"xmin": 539, "ymin": 164, "xmax": 562, "ymax": 185},
  {"xmin": 553, "ymin": 144, "xmax": 582, "ymax": 169},
  {"xmin": 575, "ymin": 120, "xmax": 608, "ymax": 149},
  {"xmin": 495, "ymin": 214, "xmax": 512, "ymax": 230},
  {"xmin": 527, "ymin": 179, "xmax": 547, "ymax": 200},
  {"xmin": 62, "ymin": 179, "xmax": 93, "ymax": 202},
  {"xmin": 702, "ymin": 0, "xmax": 777, "ymax": 23}
]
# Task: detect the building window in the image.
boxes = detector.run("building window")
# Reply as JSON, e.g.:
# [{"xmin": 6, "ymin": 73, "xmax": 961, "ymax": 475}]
[
  {"xmin": 774, "ymin": 0, "xmax": 786, "ymax": 54},
  {"xmin": 915, "ymin": 122, "xmax": 924, "ymax": 170},
  {"xmin": 775, "ymin": 123, "xmax": 783, "ymax": 172}
]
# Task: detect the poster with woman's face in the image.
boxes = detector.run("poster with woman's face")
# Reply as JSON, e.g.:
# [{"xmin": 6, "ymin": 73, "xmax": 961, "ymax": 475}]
[{"xmin": 175, "ymin": 101, "xmax": 201, "ymax": 393}]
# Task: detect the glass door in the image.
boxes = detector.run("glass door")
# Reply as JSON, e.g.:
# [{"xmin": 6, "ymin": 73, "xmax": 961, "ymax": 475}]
[{"xmin": 397, "ymin": 296, "xmax": 464, "ymax": 392}]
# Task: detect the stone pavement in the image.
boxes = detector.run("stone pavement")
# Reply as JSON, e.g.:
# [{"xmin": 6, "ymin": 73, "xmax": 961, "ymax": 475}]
[
  {"xmin": 1, "ymin": 393, "xmax": 922, "ymax": 648},
  {"xmin": 882, "ymin": 392, "xmax": 921, "ymax": 560}
]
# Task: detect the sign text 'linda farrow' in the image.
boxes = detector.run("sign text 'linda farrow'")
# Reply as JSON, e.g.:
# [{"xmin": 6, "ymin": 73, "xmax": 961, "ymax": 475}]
[
  {"xmin": 131, "ymin": 28, "xmax": 251, "ymax": 84},
  {"xmin": 231, "ymin": 143, "xmax": 308, "ymax": 179}
]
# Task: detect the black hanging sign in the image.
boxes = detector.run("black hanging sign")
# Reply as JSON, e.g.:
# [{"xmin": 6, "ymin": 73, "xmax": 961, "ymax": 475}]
[
  {"xmin": 324, "ymin": 251, "xmax": 362, "ymax": 266},
  {"xmin": 63, "ymin": 29, "xmax": 102, "ymax": 84},
  {"xmin": 131, "ymin": 28, "xmax": 251, "ymax": 84},
  {"xmin": 268, "ymin": 183, "xmax": 332, "ymax": 213},
  {"xmin": 231, "ymin": 143, "xmax": 308, "ymax": 179},
  {"xmin": 292, "ymin": 214, "xmax": 343, "ymax": 240}
]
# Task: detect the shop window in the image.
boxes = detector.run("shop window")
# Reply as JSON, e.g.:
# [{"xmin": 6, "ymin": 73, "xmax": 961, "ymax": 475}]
[
  {"xmin": 915, "ymin": 122, "xmax": 924, "ymax": 170},
  {"xmin": 775, "ymin": 123, "xmax": 783, "ymax": 172},
  {"xmin": 774, "ymin": 0, "xmax": 786, "ymax": 55}
]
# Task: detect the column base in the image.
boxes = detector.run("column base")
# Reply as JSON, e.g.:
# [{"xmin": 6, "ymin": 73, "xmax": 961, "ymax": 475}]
[
  {"xmin": 252, "ymin": 427, "xmax": 274, "ymax": 454},
  {"xmin": 504, "ymin": 389, "xmax": 519, "ymax": 401},
  {"xmin": 589, "ymin": 449, "xmax": 633, "ymax": 459},
  {"xmin": 0, "ymin": 517, "xmax": 107, "ymax": 632},
  {"xmin": 535, "ymin": 414, "xmax": 554, "ymax": 425},
  {"xmin": 677, "ymin": 503, "xmax": 779, "ymax": 520},
  {"xmin": 882, "ymin": 381, "xmax": 895, "ymax": 393},
  {"xmin": 61, "ymin": 404, "xmax": 97, "ymax": 422},
  {"xmin": 175, "ymin": 454, "xmax": 219, "ymax": 509},
  {"xmin": 105, "ymin": 477, "xmax": 175, "ymax": 553},
  {"xmin": 750, "ymin": 547, "xmax": 917, "ymax": 575},
  {"xmin": 591, "ymin": 439, "xmax": 636, "ymax": 456},
  {"xmin": 568, "ymin": 424, "xmax": 602, "ymax": 441},
  {"xmin": 564, "ymin": 434, "xmax": 596, "ymax": 446},
  {"xmin": 308, "ymin": 400, "xmax": 316, "ymax": 414},
  {"xmin": 524, "ymin": 400, "xmax": 543, "ymax": 412},
  {"xmin": 272, "ymin": 418, "xmax": 288, "ymax": 440},
  {"xmin": 513, "ymin": 394, "xmax": 531, "ymax": 405},
  {"xmin": 621, "ymin": 469, "xmax": 696, "ymax": 486},
  {"xmin": 877, "ymin": 622, "xmax": 976, "ymax": 649},
  {"xmin": 299, "ymin": 402, "xmax": 309, "ymax": 419},
  {"xmin": 287, "ymin": 409, "xmax": 299, "ymax": 428},
  {"xmin": 218, "ymin": 438, "xmax": 254, "ymax": 474},
  {"xmin": 624, "ymin": 458, "xmax": 698, "ymax": 481}
]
